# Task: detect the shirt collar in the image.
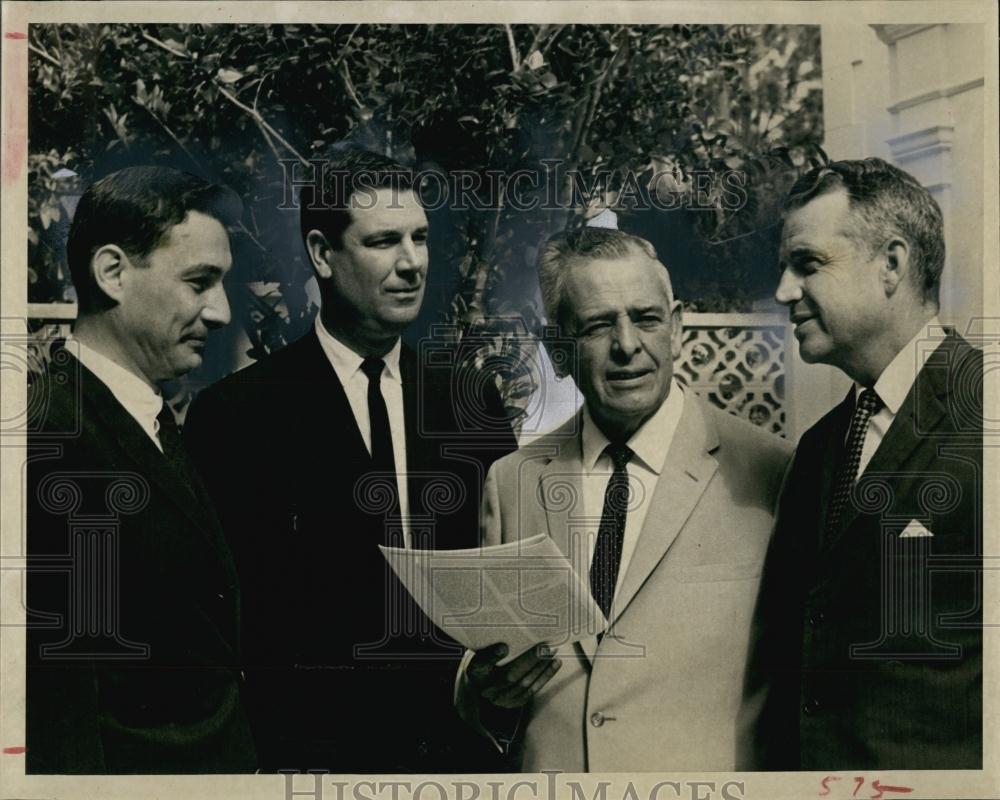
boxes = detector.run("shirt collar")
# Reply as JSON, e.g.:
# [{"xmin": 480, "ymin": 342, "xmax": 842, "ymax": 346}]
[
  {"xmin": 581, "ymin": 380, "xmax": 686, "ymax": 474},
  {"xmin": 855, "ymin": 316, "xmax": 943, "ymax": 414},
  {"xmin": 314, "ymin": 315, "xmax": 402, "ymax": 385},
  {"xmin": 70, "ymin": 337, "xmax": 164, "ymax": 423}
]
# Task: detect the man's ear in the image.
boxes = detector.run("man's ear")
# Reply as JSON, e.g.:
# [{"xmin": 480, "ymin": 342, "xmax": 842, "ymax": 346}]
[
  {"xmin": 543, "ymin": 329, "xmax": 573, "ymax": 381},
  {"xmin": 669, "ymin": 299, "xmax": 684, "ymax": 359},
  {"xmin": 306, "ymin": 230, "xmax": 334, "ymax": 280},
  {"xmin": 881, "ymin": 236, "xmax": 910, "ymax": 296},
  {"xmin": 90, "ymin": 245, "xmax": 130, "ymax": 304}
]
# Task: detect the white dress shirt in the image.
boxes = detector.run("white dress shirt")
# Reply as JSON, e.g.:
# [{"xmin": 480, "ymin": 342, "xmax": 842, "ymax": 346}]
[
  {"xmin": 314, "ymin": 316, "xmax": 411, "ymax": 547},
  {"xmin": 853, "ymin": 316, "xmax": 942, "ymax": 474},
  {"xmin": 579, "ymin": 380, "xmax": 686, "ymax": 600},
  {"xmin": 71, "ymin": 338, "xmax": 166, "ymax": 452}
]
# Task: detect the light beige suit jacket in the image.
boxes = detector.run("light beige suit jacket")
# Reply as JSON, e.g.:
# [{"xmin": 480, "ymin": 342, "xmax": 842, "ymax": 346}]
[{"xmin": 461, "ymin": 393, "xmax": 792, "ymax": 772}]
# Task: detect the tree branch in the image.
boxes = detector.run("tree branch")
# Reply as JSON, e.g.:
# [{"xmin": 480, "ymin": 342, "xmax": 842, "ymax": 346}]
[
  {"xmin": 569, "ymin": 30, "xmax": 627, "ymax": 168},
  {"xmin": 215, "ymin": 84, "xmax": 310, "ymax": 166},
  {"xmin": 331, "ymin": 23, "xmax": 361, "ymax": 71},
  {"xmin": 236, "ymin": 220, "xmax": 266, "ymax": 252},
  {"xmin": 140, "ymin": 30, "xmax": 309, "ymax": 167},
  {"xmin": 540, "ymin": 25, "xmax": 565, "ymax": 55},
  {"xmin": 339, "ymin": 61, "xmax": 364, "ymax": 110},
  {"xmin": 504, "ymin": 24, "xmax": 521, "ymax": 72},
  {"xmin": 140, "ymin": 103, "xmax": 200, "ymax": 170},
  {"xmin": 28, "ymin": 40, "xmax": 61, "ymax": 67},
  {"xmin": 525, "ymin": 24, "xmax": 549, "ymax": 61},
  {"xmin": 141, "ymin": 31, "xmax": 188, "ymax": 59}
]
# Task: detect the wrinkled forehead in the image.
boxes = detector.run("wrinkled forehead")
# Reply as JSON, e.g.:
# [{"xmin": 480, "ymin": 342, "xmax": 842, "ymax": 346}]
[{"xmin": 565, "ymin": 252, "xmax": 674, "ymax": 308}]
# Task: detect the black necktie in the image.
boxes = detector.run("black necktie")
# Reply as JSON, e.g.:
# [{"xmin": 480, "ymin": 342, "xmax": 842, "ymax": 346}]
[
  {"xmin": 156, "ymin": 402, "xmax": 192, "ymax": 480},
  {"xmin": 825, "ymin": 388, "xmax": 884, "ymax": 537},
  {"xmin": 590, "ymin": 442, "xmax": 634, "ymax": 620},
  {"xmin": 360, "ymin": 358, "xmax": 403, "ymax": 548}
]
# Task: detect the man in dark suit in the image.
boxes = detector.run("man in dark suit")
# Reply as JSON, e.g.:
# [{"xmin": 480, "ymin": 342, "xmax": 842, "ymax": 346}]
[
  {"xmin": 184, "ymin": 149, "xmax": 517, "ymax": 773},
  {"xmin": 740, "ymin": 158, "xmax": 982, "ymax": 769},
  {"xmin": 26, "ymin": 165, "xmax": 256, "ymax": 773}
]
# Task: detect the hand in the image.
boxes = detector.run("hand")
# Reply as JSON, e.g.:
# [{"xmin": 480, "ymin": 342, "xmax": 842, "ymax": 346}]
[{"xmin": 466, "ymin": 642, "xmax": 562, "ymax": 709}]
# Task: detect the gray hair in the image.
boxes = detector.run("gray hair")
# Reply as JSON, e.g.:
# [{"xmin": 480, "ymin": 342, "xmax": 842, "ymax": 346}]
[{"xmin": 537, "ymin": 227, "xmax": 674, "ymax": 328}]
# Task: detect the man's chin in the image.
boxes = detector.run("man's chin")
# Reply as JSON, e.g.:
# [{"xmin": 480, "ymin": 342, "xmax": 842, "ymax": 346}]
[
  {"xmin": 381, "ymin": 308, "xmax": 421, "ymax": 329},
  {"xmin": 171, "ymin": 353, "xmax": 203, "ymax": 378},
  {"xmin": 796, "ymin": 336, "xmax": 830, "ymax": 365}
]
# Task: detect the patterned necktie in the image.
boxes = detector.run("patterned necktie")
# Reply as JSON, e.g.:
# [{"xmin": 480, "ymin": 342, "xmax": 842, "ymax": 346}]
[
  {"xmin": 360, "ymin": 358, "xmax": 403, "ymax": 548},
  {"xmin": 825, "ymin": 388, "xmax": 884, "ymax": 537},
  {"xmin": 590, "ymin": 442, "xmax": 634, "ymax": 620}
]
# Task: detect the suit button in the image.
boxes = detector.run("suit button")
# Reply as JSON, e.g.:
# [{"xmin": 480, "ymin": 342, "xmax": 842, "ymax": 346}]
[
  {"xmin": 590, "ymin": 712, "xmax": 605, "ymax": 727},
  {"xmin": 802, "ymin": 699, "xmax": 821, "ymax": 715}
]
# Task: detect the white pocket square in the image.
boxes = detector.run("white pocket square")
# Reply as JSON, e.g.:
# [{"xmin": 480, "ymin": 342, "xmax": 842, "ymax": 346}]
[{"xmin": 899, "ymin": 520, "xmax": 934, "ymax": 538}]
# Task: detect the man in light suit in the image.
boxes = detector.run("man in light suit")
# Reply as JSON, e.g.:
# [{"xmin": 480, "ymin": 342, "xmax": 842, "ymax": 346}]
[
  {"xmin": 456, "ymin": 227, "xmax": 792, "ymax": 771},
  {"xmin": 26, "ymin": 166, "xmax": 255, "ymax": 772},
  {"xmin": 185, "ymin": 148, "xmax": 517, "ymax": 772},
  {"xmin": 741, "ymin": 158, "xmax": 982, "ymax": 769}
]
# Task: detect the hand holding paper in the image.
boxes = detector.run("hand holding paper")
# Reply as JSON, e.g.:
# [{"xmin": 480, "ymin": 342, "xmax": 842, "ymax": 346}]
[{"xmin": 379, "ymin": 533, "xmax": 606, "ymax": 663}]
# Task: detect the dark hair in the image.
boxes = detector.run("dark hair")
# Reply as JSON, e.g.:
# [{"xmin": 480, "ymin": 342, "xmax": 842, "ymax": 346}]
[
  {"xmin": 66, "ymin": 165, "xmax": 243, "ymax": 315},
  {"xmin": 537, "ymin": 227, "xmax": 670, "ymax": 327},
  {"xmin": 783, "ymin": 157, "xmax": 945, "ymax": 305},
  {"xmin": 298, "ymin": 147, "xmax": 415, "ymax": 251}
]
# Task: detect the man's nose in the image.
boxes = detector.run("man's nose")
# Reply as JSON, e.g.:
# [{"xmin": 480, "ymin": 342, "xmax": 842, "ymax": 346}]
[
  {"xmin": 396, "ymin": 237, "xmax": 423, "ymax": 273},
  {"xmin": 774, "ymin": 267, "xmax": 803, "ymax": 306},
  {"xmin": 202, "ymin": 283, "xmax": 231, "ymax": 328},
  {"xmin": 611, "ymin": 318, "xmax": 641, "ymax": 359}
]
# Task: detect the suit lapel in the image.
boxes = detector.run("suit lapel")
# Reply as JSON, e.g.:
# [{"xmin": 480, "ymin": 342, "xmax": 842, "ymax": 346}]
[
  {"xmin": 77, "ymin": 362, "xmax": 232, "ymax": 567},
  {"xmin": 296, "ymin": 330, "xmax": 371, "ymax": 461},
  {"xmin": 400, "ymin": 347, "xmax": 425, "ymax": 531},
  {"xmin": 829, "ymin": 336, "xmax": 952, "ymax": 542},
  {"xmin": 815, "ymin": 390, "xmax": 855, "ymax": 543},
  {"xmin": 537, "ymin": 414, "xmax": 584, "ymax": 566},
  {"xmin": 610, "ymin": 395, "xmax": 719, "ymax": 627},
  {"xmin": 531, "ymin": 415, "xmax": 598, "ymax": 662}
]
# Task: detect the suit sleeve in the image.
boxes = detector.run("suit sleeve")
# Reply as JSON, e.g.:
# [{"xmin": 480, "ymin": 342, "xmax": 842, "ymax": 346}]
[
  {"xmin": 737, "ymin": 444, "xmax": 808, "ymax": 770},
  {"xmin": 453, "ymin": 463, "xmax": 523, "ymax": 751},
  {"xmin": 26, "ymin": 446, "xmax": 108, "ymax": 773}
]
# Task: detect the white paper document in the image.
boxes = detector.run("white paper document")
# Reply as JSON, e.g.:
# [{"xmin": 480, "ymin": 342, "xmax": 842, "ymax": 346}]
[{"xmin": 379, "ymin": 533, "xmax": 607, "ymax": 662}]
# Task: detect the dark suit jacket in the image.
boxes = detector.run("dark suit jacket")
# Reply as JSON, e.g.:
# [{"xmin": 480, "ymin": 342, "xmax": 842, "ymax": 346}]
[
  {"xmin": 25, "ymin": 346, "xmax": 256, "ymax": 774},
  {"xmin": 184, "ymin": 329, "xmax": 518, "ymax": 773},
  {"xmin": 741, "ymin": 332, "xmax": 982, "ymax": 770}
]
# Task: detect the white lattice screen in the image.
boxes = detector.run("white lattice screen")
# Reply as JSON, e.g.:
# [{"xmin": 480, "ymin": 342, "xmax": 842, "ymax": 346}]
[{"xmin": 676, "ymin": 313, "xmax": 788, "ymax": 437}]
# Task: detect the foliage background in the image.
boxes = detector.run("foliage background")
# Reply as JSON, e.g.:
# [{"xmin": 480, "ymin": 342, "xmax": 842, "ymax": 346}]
[{"xmin": 27, "ymin": 23, "xmax": 824, "ymax": 424}]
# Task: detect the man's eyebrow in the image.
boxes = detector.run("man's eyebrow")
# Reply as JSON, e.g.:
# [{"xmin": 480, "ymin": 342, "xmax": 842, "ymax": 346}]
[
  {"xmin": 180, "ymin": 264, "xmax": 227, "ymax": 276},
  {"xmin": 576, "ymin": 307, "xmax": 618, "ymax": 325},
  {"xmin": 783, "ymin": 245, "xmax": 819, "ymax": 259},
  {"xmin": 363, "ymin": 225, "xmax": 429, "ymax": 238}
]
